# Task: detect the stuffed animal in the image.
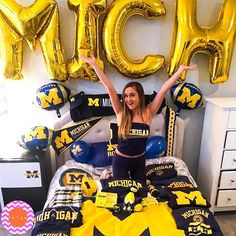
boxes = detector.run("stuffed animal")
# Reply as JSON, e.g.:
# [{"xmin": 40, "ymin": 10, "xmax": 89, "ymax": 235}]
[{"xmin": 114, "ymin": 184, "xmax": 143, "ymax": 213}]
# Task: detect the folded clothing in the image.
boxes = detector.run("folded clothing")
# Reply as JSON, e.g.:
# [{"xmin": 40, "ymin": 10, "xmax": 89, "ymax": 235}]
[
  {"xmin": 31, "ymin": 206, "xmax": 83, "ymax": 236},
  {"xmin": 146, "ymin": 163, "xmax": 177, "ymax": 181},
  {"xmin": 172, "ymin": 206, "xmax": 223, "ymax": 235},
  {"xmin": 100, "ymin": 178, "xmax": 147, "ymax": 201},
  {"xmin": 153, "ymin": 176, "xmax": 211, "ymax": 209}
]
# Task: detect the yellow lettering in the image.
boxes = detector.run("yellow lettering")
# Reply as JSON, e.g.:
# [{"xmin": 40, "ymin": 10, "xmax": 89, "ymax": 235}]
[
  {"xmin": 65, "ymin": 211, "xmax": 71, "ymax": 220},
  {"xmin": 107, "ymin": 144, "xmax": 116, "ymax": 152},
  {"xmin": 168, "ymin": 181, "xmax": 194, "ymax": 188},
  {"xmin": 172, "ymin": 191, "xmax": 207, "ymax": 206},
  {"xmin": 35, "ymin": 213, "xmax": 43, "ymax": 222},
  {"xmin": 44, "ymin": 211, "xmax": 50, "ymax": 220},
  {"xmin": 70, "ymin": 123, "xmax": 90, "ymax": 135},
  {"xmin": 24, "ymin": 127, "xmax": 47, "ymax": 142},
  {"xmin": 108, "ymin": 179, "xmax": 143, "ymax": 188},
  {"xmin": 182, "ymin": 209, "xmax": 209, "ymax": 219},
  {"xmin": 176, "ymin": 87, "xmax": 201, "ymax": 109},
  {"xmin": 54, "ymin": 130, "xmax": 73, "ymax": 149},
  {"xmin": 37, "ymin": 89, "xmax": 62, "ymax": 108},
  {"xmin": 60, "ymin": 211, "xmax": 65, "ymax": 220},
  {"xmin": 88, "ymin": 98, "xmax": 99, "ymax": 107}
]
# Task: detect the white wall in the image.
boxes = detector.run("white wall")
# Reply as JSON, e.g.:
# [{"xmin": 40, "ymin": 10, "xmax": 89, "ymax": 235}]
[{"xmin": 1, "ymin": 0, "xmax": 233, "ymax": 179}]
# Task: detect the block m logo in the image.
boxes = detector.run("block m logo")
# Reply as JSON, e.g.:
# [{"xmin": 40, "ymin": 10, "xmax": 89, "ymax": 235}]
[
  {"xmin": 24, "ymin": 126, "xmax": 47, "ymax": 142},
  {"xmin": 25, "ymin": 170, "xmax": 40, "ymax": 178},
  {"xmin": 172, "ymin": 190, "xmax": 208, "ymax": 206},
  {"xmin": 88, "ymin": 98, "xmax": 99, "ymax": 107}
]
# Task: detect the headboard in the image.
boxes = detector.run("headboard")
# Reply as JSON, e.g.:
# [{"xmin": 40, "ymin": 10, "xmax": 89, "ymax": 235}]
[{"xmin": 52, "ymin": 107, "xmax": 184, "ymax": 169}]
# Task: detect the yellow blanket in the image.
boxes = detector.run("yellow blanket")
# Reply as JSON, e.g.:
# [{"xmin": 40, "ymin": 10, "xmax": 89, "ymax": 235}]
[{"xmin": 71, "ymin": 200, "xmax": 185, "ymax": 236}]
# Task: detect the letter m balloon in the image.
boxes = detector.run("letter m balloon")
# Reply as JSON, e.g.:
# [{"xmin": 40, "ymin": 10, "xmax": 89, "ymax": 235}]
[{"xmin": 0, "ymin": 0, "xmax": 67, "ymax": 81}]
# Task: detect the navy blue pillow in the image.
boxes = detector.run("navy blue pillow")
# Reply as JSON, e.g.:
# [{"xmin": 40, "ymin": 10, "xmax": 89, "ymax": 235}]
[
  {"xmin": 87, "ymin": 142, "xmax": 113, "ymax": 167},
  {"xmin": 69, "ymin": 92, "xmax": 165, "ymax": 122}
]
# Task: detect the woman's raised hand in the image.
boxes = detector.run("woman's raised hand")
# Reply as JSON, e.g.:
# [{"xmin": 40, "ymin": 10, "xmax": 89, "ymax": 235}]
[{"xmin": 79, "ymin": 55, "xmax": 97, "ymax": 66}]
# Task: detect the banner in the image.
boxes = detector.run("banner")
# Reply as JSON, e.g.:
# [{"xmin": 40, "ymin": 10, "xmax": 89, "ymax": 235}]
[{"xmin": 51, "ymin": 117, "xmax": 103, "ymax": 155}]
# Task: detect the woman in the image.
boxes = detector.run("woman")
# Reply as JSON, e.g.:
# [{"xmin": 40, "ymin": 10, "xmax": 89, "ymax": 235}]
[{"xmin": 80, "ymin": 55, "xmax": 197, "ymax": 183}]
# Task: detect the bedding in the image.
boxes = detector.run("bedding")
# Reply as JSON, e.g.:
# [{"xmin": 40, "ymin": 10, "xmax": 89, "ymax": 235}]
[
  {"xmin": 39, "ymin": 110, "xmax": 222, "ymax": 235},
  {"xmin": 36, "ymin": 157, "xmax": 223, "ymax": 236},
  {"xmin": 46, "ymin": 157, "xmax": 196, "ymax": 201}
]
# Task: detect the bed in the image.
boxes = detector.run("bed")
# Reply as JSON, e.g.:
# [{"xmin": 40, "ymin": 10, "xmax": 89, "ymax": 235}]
[{"xmin": 31, "ymin": 106, "xmax": 223, "ymax": 236}]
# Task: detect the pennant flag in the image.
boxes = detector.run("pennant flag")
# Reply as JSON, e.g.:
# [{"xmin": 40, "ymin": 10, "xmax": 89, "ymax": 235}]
[{"xmin": 52, "ymin": 117, "xmax": 103, "ymax": 155}]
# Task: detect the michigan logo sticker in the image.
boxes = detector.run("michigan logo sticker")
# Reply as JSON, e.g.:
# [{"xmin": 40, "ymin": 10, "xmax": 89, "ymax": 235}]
[{"xmin": 1, "ymin": 200, "xmax": 34, "ymax": 234}]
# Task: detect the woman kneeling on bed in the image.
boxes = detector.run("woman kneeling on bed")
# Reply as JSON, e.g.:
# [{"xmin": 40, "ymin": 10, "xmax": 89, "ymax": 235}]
[{"xmin": 80, "ymin": 55, "xmax": 197, "ymax": 184}]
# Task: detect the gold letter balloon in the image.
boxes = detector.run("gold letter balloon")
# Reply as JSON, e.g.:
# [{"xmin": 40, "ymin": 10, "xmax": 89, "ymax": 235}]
[
  {"xmin": 102, "ymin": 0, "xmax": 166, "ymax": 78},
  {"xmin": 67, "ymin": 0, "xmax": 106, "ymax": 82},
  {"xmin": 168, "ymin": 0, "xmax": 236, "ymax": 84},
  {"xmin": 0, "ymin": 0, "xmax": 67, "ymax": 81}
]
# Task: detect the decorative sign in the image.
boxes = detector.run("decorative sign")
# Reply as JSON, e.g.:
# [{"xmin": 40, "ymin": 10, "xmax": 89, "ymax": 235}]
[{"xmin": 51, "ymin": 117, "xmax": 103, "ymax": 155}]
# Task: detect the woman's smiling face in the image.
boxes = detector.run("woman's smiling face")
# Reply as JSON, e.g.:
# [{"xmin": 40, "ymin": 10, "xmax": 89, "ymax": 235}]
[{"xmin": 123, "ymin": 86, "xmax": 140, "ymax": 111}]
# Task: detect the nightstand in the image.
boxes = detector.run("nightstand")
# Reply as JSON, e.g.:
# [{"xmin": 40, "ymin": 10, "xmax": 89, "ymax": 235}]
[
  {"xmin": 197, "ymin": 97, "xmax": 236, "ymax": 212},
  {"xmin": 0, "ymin": 150, "xmax": 52, "ymax": 213}
]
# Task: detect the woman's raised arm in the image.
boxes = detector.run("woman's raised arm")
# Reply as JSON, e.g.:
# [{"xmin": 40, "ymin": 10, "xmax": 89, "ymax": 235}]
[
  {"xmin": 148, "ymin": 64, "xmax": 198, "ymax": 116},
  {"xmin": 80, "ymin": 55, "xmax": 122, "ymax": 115}
]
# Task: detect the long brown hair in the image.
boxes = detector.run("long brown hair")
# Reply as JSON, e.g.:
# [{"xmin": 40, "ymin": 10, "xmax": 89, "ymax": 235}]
[{"xmin": 118, "ymin": 81, "xmax": 145, "ymax": 139}]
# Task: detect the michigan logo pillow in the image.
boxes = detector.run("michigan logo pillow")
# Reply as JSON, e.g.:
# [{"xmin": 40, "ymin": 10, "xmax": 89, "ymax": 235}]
[{"xmin": 70, "ymin": 92, "xmax": 166, "ymax": 122}]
